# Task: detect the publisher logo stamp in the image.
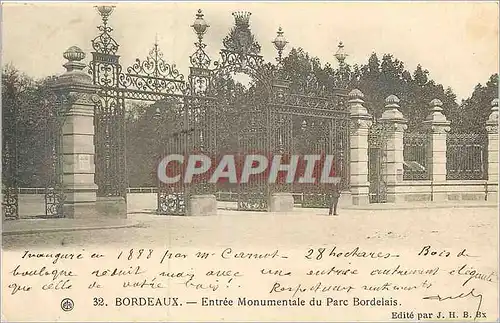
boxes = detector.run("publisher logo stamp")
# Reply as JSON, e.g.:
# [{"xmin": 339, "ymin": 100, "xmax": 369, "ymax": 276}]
[{"xmin": 61, "ymin": 298, "xmax": 74, "ymax": 312}]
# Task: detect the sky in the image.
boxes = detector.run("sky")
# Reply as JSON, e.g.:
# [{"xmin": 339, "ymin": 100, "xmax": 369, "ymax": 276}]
[{"xmin": 1, "ymin": 2, "xmax": 499, "ymax": 102}]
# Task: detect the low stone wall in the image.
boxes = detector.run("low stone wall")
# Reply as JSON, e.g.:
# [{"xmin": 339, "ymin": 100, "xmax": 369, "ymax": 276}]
[
  {"xmin": 18, "ymin": 194, "xmax": 45, "ymax": 218},
  {"xmin": 9, "ymin": 184, "xmax": 494, "ymax": 220},
  {"xmin": 396, "ymin": 181, "xmax": 432, "ymax": 202},
  {"xmin": 127, "ymin": 193, "xmax": 157, "ymax": 213},
  {"xmin": 397, "ymin": 180, "xmax": 489, "ymax": 202}
]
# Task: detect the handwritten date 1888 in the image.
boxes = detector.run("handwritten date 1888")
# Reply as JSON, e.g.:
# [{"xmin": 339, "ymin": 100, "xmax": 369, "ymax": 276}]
[
  {"xmin": 117, "ymin": 249, "xmax": 154, "ymax": 260},
  {"xmin": 305, "ymin": 246, "xmax": 396, "ymax": 260}
]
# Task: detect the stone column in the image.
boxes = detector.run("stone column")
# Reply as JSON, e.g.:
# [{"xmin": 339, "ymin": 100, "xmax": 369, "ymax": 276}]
[
  {"xmin": 348, "ymin": 89, "xmax": 372, "ymax": 205},
  {"xmin": 379, "ymin": 95, "xmax": 407, "ymax": 203},
  {"xmin": 486, "ymin": 98, "xmax": 499, "ymax": 202},
  {"xmin": 51, "ymin": 46, "xmax": 99, "ymax": 219},
  {"xmin": 423, "ymin": 99, "xmax": 450, "ymax": 201}
]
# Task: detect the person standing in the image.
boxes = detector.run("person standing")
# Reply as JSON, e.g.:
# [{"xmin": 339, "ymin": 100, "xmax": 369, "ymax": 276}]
[{"xmin": 328, "ymin": 184, "xmax": 341, "ymax": 216}]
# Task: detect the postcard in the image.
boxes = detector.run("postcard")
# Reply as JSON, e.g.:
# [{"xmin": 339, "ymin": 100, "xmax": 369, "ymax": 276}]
[{"xmin": 1, "ymin": 2, "xmax": 499, "ymax": 322}]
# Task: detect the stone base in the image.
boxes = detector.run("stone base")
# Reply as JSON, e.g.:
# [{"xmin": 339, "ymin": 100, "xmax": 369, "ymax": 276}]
[
  {"xmin": 63, "ymin": 202, "xmax": 100, "ymax": 219},
  {"xmin": 96, "ymin": 197, "xmax": 127, "ymax": 219},
  {"xmin": 351, "ymin": 194, "xmax": 369, "ymax": 205},
  {"xmin": 269, "ymin": 193, "xmax": 294, "ymax": 212},
  {"xmin": 187, "ymin": 195, "xmax": 217, "ymax": 216},
  {"xmin": 338, "ymin": 191, "xmax": 353, "ymax": 207},
  {"xmin": 431, "ymin": 192, "xmax": 447, "ymax": 202},
  {"xmin": 487, "ymin": 191, "xmax": 498, "ymax": 203},
  {"xmin": 385, "ymin": 193, "xmax": 407, "ymax": 203},
  {"xmin": 487, "ymin": 182, "xmax": 498, "ymax": 203}
]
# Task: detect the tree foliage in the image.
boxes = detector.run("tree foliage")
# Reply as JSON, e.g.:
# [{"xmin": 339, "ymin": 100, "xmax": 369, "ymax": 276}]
[
  {"xmin": 452, "ymin": 73, "xmax": 498, "ymax": 133},
  {"xmin": 280, "ymin": 49, "xmax": 462, "ymax": 131},
  {"xmin": 2, "ymin": 64, "xmax": 59, "ymax": 187}
]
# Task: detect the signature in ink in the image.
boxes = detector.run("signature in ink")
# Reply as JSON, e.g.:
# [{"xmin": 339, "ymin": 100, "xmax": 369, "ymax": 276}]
[{"xmin": 423, "ymin": 288, "xmax": 483, "ymax": 320}]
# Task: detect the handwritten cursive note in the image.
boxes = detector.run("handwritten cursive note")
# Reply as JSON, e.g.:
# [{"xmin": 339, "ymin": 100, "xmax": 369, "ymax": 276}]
[{"xmin": 2, "ymin": 244, "xmax": 498, "ymax": 322}]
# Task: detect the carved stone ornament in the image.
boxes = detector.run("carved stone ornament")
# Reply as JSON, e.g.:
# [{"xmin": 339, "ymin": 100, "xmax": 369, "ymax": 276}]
[
  {"xmin": 350, "ymin": 118, "xmax": 373, "ymax": 135},
  {"xmin": 486, "ymin": 98, "xmax": 499, "ymax": 134},
  {"xmin": 380, "ymin": 122, "xmax": 407, "ymax": 133},
  {"xmin": 424, "ymin": 98, "xmax": 451, "ymax": 133},
  {"xmin": 486, "ymin": 124, "xmax": 498, "ymax": 134},
  {"xmin": 53, "ymin": 46, "xmax": 94, "ymax": 88},
  {"xmin": 430, "ymin": 124, "xmax": 451, "ymax": 134},
  {"xmin": 381, "ymin": 94, "xmax": 406, "ymax": 121},
  {"xmin": 68, "ymin": 92, "xmax": 99, "ymax": 105},
  {"xmin": 348, "ymin": 89, "xmax": 370, "ymax": 117}
]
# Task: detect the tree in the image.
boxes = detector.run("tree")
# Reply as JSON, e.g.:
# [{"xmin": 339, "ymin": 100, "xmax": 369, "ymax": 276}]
[{"xmin": 453, "ymin": 74, "xmax": 498, "ymax": 133}]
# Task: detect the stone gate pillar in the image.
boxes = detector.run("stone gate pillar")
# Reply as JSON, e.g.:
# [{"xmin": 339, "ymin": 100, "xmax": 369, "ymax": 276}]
[
  {"xmin": 51, "ymin": 46, "xmax": 99, "ymax": 218},
  {"xmin": 380, "ymin": 95, "xmax": 407, "ymax": 203},
  {"xmin": 423, "ymin": 99, "xmax": 450, "ymax": 201},
  {"xmin": 486, "ymin": 98, "xmax": 499, "ymax": 202},
  {"xmin": 348, "ymin": 89, "xmax": 372, "ymax": 205}
]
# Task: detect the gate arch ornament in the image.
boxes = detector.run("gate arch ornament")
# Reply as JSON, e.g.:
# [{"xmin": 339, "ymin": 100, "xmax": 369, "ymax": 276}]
[{"xmin": 89, "ymin": 6, "xmax": 351, "ymax": 214}]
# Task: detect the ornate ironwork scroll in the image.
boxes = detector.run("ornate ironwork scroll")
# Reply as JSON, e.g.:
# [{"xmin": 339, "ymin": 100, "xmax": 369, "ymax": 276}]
[
  {"xmin": 90, "ymin": 6, "xmax": 126, "ymax": 198},
  {"xmin": 368, "ymin": 120, "xmax": 388, "ymax": 203},
  {"xmin": 119, "ymin": 43, "xmax": 186, "ymax": 95}
]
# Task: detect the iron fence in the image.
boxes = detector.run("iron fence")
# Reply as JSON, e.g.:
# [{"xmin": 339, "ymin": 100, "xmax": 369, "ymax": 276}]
[
  {"xmin": 403, "ymin": 133, "xmax": 430, "ymax": 180},
  {"xmin": 368, "ymin": 121, "xmax": 388, "ymax": 203},
  {"xmin": 446, "ymin": 133, "xmax": 488, "ymax": 180}
]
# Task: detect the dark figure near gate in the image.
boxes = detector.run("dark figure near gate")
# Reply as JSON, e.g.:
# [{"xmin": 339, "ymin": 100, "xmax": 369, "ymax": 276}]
[{"xmin": 328, "ymin": 184, "xmax": 341, "ymax": 216}]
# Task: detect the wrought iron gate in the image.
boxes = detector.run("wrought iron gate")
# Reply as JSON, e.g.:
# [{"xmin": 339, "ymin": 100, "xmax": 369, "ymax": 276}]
[
  {"xmin": 88, "ymin": 7, "xmax": 350, "ymax": 214},
  {"xmin": 207, "ymin": 11, "xmax": 350, "ymax": 210},
  {"xmin": 2, "ymin": 89, "xmax": 66, "ymax": 220},
  {"xmin": 368, "ymin": 120, "xmax": 387, "ymax": 203},
  {"xmin": 269, "ymin": 90, "xmax": 349, "ymax": 208},
  {"xmin": 89, "ymin": 7, "xmax": 216, "ymax": 215}
]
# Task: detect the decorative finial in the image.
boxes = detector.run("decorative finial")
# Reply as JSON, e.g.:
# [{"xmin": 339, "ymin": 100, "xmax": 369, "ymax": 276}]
[
  {"xmin": 380, "ymin": 94, "xmax": 405, "ymax": 122},
  {"xmin": 424, "ymin": 98, "xmax": 449, "ymax": 125},
  {"xmin": 348, "ymin": 89, "xmax": 364, "ymax": 101},
  {"xmin": 154, "ymin": 107, "xmax": 161, "ymax": 119},
  {"xmin": 348, "ymin": 89, "xmax": 369, "ymax": 117},
  {"xmin": 492, "ymin": 98, "xmax": 499, "ymax": 111},
  {"xmin": 63, "ymin": 46, "xmax": 86, "ymax": 62},
  {"xmin": 272, "ymin": 26, "xmax": 288, "ymax": 65},
  {"xmin": 486, "ymin": 97, "xmax": 499, "ymax": 132},
  {"xmin": 335, "ymin": 41, "xmax": 348, "ymax": 64},
  {"xmin": 385, "ymin": 94, "xmax": 400, "ymax": 107},
  {"xmin": 191, "ymin": 9, "xmax": 210, "ymax": 40},
  {"xmin": 429, "ymin": 98, "xmax": 443, "ymax": 112},
  {"xmin": 232, "ymin": 11, "xmax": 251, "ymax": 27},
  {"xmin": 62, "ymin": 46, "xmax": 87, "ymax": 74},
  {"xmin": 272, "ymin": 26, "xmax": 288, "ymax": 51},
  {"xmin": 95, "ymin": 5, "xmax": 115, "ymax": 23}
]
